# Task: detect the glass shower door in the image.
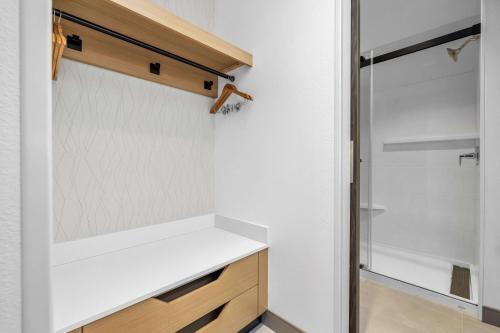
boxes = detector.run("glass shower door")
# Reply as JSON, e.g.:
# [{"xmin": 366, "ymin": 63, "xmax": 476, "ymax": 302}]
[
  {"xmin": 360, "ymin": 51, "xmax": 373, "ymax": 270},
  {"xmin": 360, "ymin": 36, "xmax": 480, "ymax": 303}
]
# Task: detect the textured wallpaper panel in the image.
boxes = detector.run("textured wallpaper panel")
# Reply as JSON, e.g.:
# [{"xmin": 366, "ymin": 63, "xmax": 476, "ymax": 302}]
[
  {"xmin": 53, "ymin": 59, "xmax": 215, "ymax": 242},
  {"xmin": 53, "ymin": 0, "xmax": 216, "ymax": 243}
]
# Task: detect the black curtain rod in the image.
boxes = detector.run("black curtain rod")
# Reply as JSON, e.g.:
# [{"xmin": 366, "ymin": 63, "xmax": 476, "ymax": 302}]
[
  {"xmin": 53, "ymin": 8, "xmax": 235, "ymax": 82},
  {"xmin": 361, "ymin": 23, "xmax": 481, "ymax": 68}
]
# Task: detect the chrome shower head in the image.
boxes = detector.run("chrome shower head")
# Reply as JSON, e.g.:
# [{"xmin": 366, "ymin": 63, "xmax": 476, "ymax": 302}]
[{"xmin": 447, "ymin": 35, "xmax": 480, "ymax": 62}]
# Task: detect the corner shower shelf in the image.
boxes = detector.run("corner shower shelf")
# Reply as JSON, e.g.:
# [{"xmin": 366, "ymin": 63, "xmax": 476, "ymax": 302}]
[
  {"xmin": 360, "ymin": 203, "xmax": 386, "ymax": 211},
  {"xmin": 383, "ymin": 134, "xmax": 479, "ymax": 146},
  {"xmin": 53, "ymin": 0, "xmax": 253, "ymax": 97}
]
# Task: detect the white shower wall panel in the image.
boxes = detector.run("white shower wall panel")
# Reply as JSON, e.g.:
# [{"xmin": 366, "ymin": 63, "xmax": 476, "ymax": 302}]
[{"xmin": 362, "ymin": 58, "xmax": 479, "ymax": 265}]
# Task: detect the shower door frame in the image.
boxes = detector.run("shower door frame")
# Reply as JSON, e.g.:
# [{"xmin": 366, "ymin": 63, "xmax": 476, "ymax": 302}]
[
  {"xmin": 349, "ymin": 3, "xmax": 488, "ymax": 329},
  {"xmin": 349, "ymin": 0, "xmax": 361, "ymax": 332}
]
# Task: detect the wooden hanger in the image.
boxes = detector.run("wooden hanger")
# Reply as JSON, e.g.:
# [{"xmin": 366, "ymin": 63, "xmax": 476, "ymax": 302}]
[
  {"xmin": 52, "ymin": 13, "xmax": 66, "ymax": 80},
  {"xmin": 51, "ymin": 13, "xmax": 59, "ymax": 78},
  {"xmin": 210, "ymin": 84, "xmax": 253, "ymax": 114}
]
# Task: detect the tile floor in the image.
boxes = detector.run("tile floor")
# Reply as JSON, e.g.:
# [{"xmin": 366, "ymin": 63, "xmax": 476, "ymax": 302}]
[
  {"xmin": 251, "ymin": 280, "xmax": 500, "ymax": 332},
  {"xmin": 361, "ymin": 279, "xmax": 500, "ymax": 333}
]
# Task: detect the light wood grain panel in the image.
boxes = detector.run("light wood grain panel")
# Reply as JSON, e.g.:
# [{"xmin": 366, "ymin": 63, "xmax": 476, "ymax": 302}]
[
  {"xmin": 69, "ymin": 328, "xmax": 83, "ymax": 333},
  {"xmin": 196, "ymin": 286, "xmax": 258, "ymax": 333},
  {"xmin": 60, "ymin": 20, "xmax": 218, "ymax": 97},
  {"xmin": 258, "ymin": 249, "xmax": 268, "ymax": 315},
  {"xmin": 110, "ymin": 0, "xmax": 252, "ymax": 67},
  {"xmin": 53, "ymin": 0, "xmax": 252, "ymax": 72},
  {"xmin": 83, "ymin": 254, "xmax": 258, "ymax": 333}
]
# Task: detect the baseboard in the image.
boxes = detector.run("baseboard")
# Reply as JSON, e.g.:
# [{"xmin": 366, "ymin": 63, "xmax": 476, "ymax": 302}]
[
  {"xmin": 239, "ymin": 318, "xmax": 262, "ymax": 333},
  {"xmin": 262, "ymin": 311, "xmax": 305, "ymax": 333},
  {"xmin": 483, "ymin": 306, "xmax": 500, "ymax": 328}
]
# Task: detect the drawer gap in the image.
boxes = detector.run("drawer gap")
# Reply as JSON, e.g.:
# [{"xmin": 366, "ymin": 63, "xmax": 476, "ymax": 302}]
[
  {"xmin": 155, "ymin": 268, "xmax": 225, "ymax": 303},
  {"xmin": 176, "ymin": 304, "xmax": 226, "ymax": 333}
]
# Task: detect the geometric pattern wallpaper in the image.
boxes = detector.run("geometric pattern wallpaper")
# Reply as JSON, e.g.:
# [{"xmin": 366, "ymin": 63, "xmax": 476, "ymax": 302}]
[{"xmin": 53, "ymin": 1, "xmax": 215, "ymax": 243}]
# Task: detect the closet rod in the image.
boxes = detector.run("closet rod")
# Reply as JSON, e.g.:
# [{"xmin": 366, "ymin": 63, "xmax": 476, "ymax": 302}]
[
  {"xmin": 361, "ymin": 23, "xmax": 481, "ymax": 68},
  {"xmin": 53, "ymin": 8, "xmax": 236, "ymax": 82}
]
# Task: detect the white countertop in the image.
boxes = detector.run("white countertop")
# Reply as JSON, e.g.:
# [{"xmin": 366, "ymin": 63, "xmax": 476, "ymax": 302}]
[{"xmin": 52, "ymin": 227, "xmax": 268, "ymax": 333}]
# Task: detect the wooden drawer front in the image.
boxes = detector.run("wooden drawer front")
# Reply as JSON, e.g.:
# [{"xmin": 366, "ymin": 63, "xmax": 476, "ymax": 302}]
[
  {"xmin": 83, "ymin": 254, "xmax": 258, "ymax": 333},
  {"xmin": 257, "ymin": 249, "xmax": 268, "ymax": 315},
  {"xmin": 197, "ymin": 286, "xmax": 258, "ymax": 333}
]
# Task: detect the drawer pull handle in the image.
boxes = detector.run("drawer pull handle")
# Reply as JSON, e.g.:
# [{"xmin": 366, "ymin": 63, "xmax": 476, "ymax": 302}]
[{"xmin": 156, "ymin": 268, "xmax": 225, "ymax": 303}]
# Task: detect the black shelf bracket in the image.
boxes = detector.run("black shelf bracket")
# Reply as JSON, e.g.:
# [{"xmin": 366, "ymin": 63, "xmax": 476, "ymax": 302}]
[
  {"xmin": 204, "ymin": 80, "xmax": 214, "ymax": 91},
  {"xmin": 66, "ymin": 34, "xmax": 82, "ymax": 51},
  {"xmin": 150, "ymin": 63, "xmax": 161, "ymax": 75}
]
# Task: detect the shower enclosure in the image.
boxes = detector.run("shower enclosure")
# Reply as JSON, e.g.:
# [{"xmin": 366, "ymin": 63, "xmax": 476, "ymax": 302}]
[{"xmin": 360, "ymin": 22, "xmax": 480, "ymax": 304}]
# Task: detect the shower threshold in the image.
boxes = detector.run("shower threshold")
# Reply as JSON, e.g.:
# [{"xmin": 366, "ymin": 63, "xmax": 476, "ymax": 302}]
[
  {"xmin": 361, "ymin": 243, "xmax": 478, "ymax": 310},
  {"xmin": 361, "ymin": 268, "xmax": 478, "ymax": 317}
]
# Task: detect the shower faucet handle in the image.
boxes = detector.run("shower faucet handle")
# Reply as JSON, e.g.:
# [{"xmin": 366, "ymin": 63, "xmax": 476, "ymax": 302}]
[{"xmin": 459, "ymin": 147, "xmax": 480, "ymax": 166}]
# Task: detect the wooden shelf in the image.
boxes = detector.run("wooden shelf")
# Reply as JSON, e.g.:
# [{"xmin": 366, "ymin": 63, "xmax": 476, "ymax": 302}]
[{"xmin": 53, "ymin": 0, "xmax": 253, "ymax": 97}]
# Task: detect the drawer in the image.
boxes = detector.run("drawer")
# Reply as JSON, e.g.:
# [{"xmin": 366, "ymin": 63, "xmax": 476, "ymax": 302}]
[
  {"xmin": 197, "ymin": 286, "xmax": 258, "ymax": 333},
  {"xmin": 82, "ymin": 253, "xmax": 259, "ymax": 333}
]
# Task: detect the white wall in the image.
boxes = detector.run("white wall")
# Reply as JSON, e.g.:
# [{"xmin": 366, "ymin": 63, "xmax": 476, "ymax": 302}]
[
  {"xmin": 152, "ymin": 0, "xmax": 214, "ymax": 31},
  {"xmin": 482, "ymin": 0, "xmax": 500, "ymax": 311},
  {"xmin": 21, "ymin": 0, "xmax": 53, "ymax": 331},
  {"xmin": 213, "ymin": 1, "xmax": 336, "ymax": 331},
  {"xmin": 0, "ymin": 0, "xmax": 21, "ymax": 331},
  {"xmin": 361, "ymin": 0, "xmax": 480, "ymax": 52},
  {"xmin": 53, "ymin": 1, "xmax": 216, "ymax": 243}
]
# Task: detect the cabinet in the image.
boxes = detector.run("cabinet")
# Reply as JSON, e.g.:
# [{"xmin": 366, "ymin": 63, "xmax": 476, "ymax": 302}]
[{"xmin": 71, "ymin": 250, "xmax": 267, "ymax": 333}]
